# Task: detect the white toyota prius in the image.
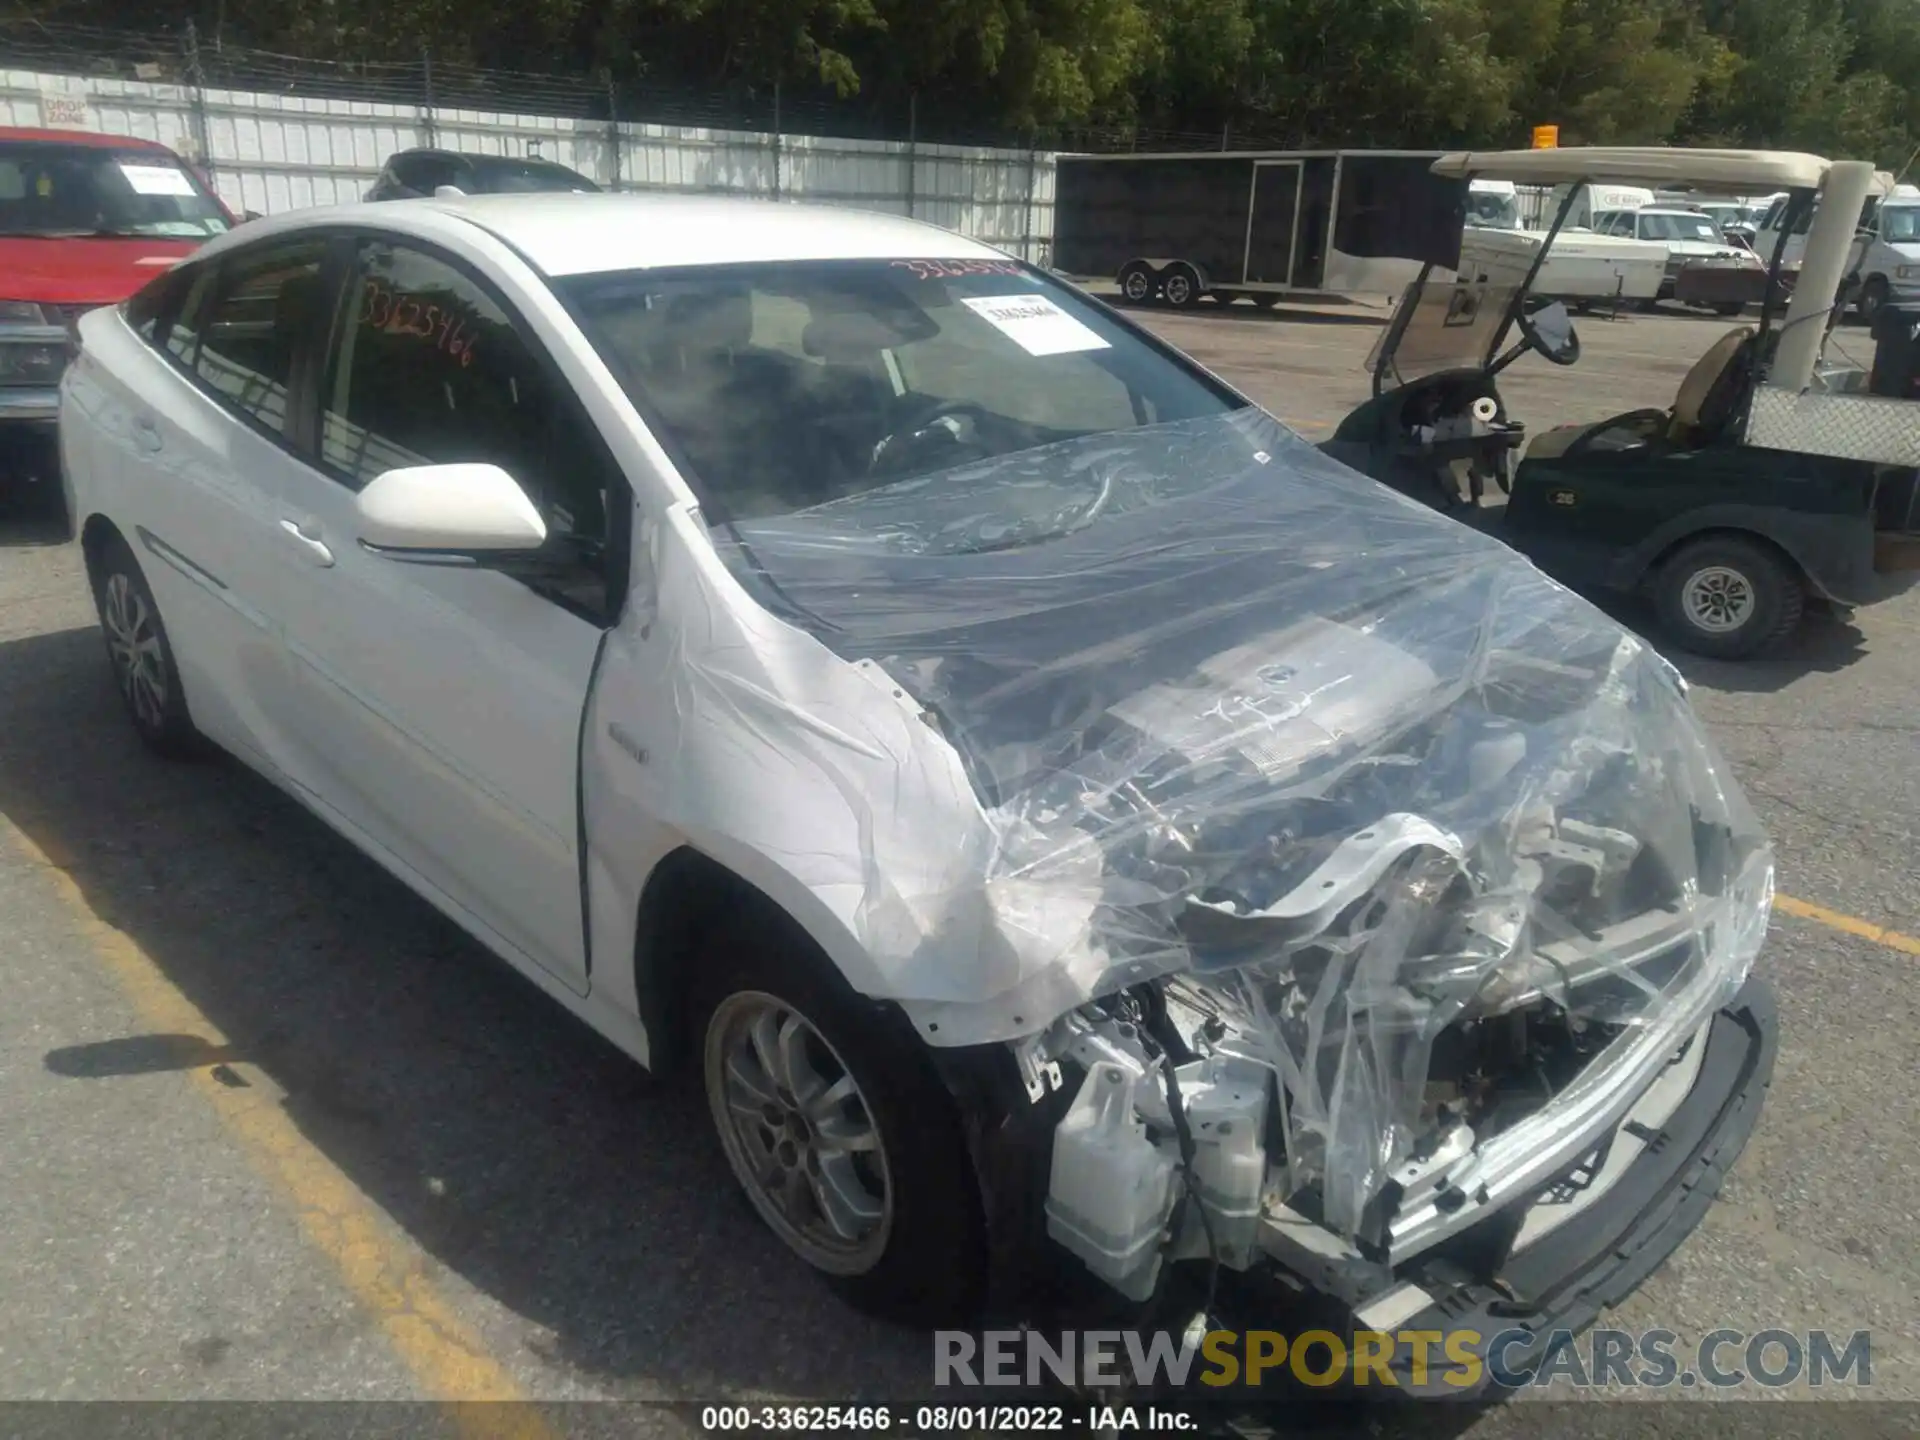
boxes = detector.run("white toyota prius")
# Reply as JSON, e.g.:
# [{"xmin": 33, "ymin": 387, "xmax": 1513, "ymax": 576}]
[{"xmin": 59, "ymin": 193, "xmax": 1778, "ymax": 1378}]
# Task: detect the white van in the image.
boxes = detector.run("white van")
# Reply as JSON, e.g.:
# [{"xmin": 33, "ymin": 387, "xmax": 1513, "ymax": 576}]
[
  {"xmin": 1550, "ymin": 182, "xmax": 1658, "ymax": 231},
  {"xmin": 1755, "ymin": 184, "xmax": 1920, "ymax": 320}
]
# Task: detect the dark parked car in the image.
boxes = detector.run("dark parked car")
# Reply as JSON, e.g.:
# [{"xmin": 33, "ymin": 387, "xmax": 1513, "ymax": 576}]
[{"xmin": 366, "ymin": 149, "xmax": 601, "ymax": 201}]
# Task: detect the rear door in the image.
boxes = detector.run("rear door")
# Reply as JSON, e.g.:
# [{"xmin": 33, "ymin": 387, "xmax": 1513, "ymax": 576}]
[
  {"xmin": 1244, "ymin": 160, "xmax": 1303, "ymax": 286},
  {"xmin": 243, "ymin": 233, "xmax": 629, "ymax": 994},
  {"xmin": 74, "ymin": 235, "xmax": 335, "ymax": 767}
]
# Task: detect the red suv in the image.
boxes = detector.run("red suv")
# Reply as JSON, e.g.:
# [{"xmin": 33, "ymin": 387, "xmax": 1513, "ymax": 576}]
[{"xmin": 0, "ymin": 128, "xmax": 234, "ymax": 492}]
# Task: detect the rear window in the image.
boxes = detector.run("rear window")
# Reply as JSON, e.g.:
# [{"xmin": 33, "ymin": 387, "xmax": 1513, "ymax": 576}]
[
  {"xmin": 468, "ymin": 158, "xmax": 600, "ymax": 195},
  {"xmin": 0, "ymin": 141, "xmax": 230, "ymax": 241}
]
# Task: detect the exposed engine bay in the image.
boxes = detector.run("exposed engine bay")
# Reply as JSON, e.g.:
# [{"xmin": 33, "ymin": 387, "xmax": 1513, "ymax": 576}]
[{"xmin": 706, "ymin": 410, "xmax": 1773, "ymax": 1300}]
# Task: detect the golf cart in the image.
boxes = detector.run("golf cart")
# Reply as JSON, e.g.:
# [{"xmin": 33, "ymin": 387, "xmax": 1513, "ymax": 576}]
[{"xmin": 1325, "ymin": 148, "xmax": 1920, "ymax": 659}]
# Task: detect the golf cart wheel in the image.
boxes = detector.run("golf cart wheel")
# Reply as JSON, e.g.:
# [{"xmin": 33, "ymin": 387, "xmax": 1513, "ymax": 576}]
[
  {"xmin": 1655, "ymin": 534, "xmax": 1805, "ymax": 659},
  {"xmin": 1856, "ymin": 276, "xmax": 1890, "ymax": 323},
  {"xmin": 1117, "ymin": 262, "xmax": 1157, "ymax": 306},
  {"xmin": 1161, "ymin": 263, "xmax": 1203, "ymax": 309},
  {"xmin": 693, "ymin": 907, "xmax": 986, "ymax": 1325},
  {"xmin": 88, "ymin": 529, "xmax": 204, "ymax": 758}
]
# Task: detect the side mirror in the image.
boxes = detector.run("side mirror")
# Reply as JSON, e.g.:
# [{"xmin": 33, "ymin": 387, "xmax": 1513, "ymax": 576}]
[
  {"xmin": 1519, "ymin": 300, "xmax": 1581, "ymax": 367},
  {"xmin": 355, "ymin": 463, "xmax": 547, "ymax": 561}
]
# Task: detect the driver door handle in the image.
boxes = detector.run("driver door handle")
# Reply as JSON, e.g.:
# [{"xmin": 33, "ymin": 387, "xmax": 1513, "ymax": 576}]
[{"xmin": 279, "ymin": 518, "xmax": 335, "ymax": 568}]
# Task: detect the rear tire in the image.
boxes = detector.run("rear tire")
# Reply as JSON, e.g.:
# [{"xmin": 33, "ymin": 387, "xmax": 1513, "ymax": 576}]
[
  {"xmin": 1654, "ymin": 534, "xmax": 1805, "ymax": 659},
  {"xmin": 1161, "ymin": 263, "xmax": 1202, "ymax": 309},
  {"xmin": 1712, "ymin": 301, "xmax": 1745, "ymax": 317},
  {"xmin": 1117, "ymin": 262, "xmax": 1156, "ymax": 306},
  {"xmin": 1253, "ymin": 294, "xmax": 1281, "ymax": 310},
  {"xmin": 692, "ymin": 908, "xmax": 987, "ymax": 1325},
  {"xmin": 88, "ymin": 530, "xmax": 204, "ymax": 757}
]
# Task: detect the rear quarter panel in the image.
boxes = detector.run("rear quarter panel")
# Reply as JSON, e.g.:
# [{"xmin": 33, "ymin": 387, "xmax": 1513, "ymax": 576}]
[{"xmin": 61, "ymin": 306, "xmax": 265, "ymax": 755}]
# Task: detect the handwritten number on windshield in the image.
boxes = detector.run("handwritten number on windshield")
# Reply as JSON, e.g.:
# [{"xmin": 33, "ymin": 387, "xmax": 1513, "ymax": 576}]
[
  {"xmin": 891, "ymin": 258, "xmax": 1026, "ymax": 280},
  {"xmin": 361, "ymin": 280, "xmax": 476, "ymax": 367}
]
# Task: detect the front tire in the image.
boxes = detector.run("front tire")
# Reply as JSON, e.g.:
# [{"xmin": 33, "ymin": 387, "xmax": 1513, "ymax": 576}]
[
  {"xmin": 89, "ymin": 530, "xmax": 203, "ymax": 757},
  {"xmin": 694, "ymin": 910, "xmax": 986, "ymax": 1324},
  {"xmin": 1654, "ymin": 535, "xmax": 1805, "ymax": 659},
  {"xmin": 1117, "ymin": 262, "xmax": 1156, "ymax": 306}
]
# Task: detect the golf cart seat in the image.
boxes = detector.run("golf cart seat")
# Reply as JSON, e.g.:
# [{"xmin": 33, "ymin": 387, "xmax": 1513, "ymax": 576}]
[{"xmin": 1526, "ymin": 325, "xmax": 1757, "ymax": 460}]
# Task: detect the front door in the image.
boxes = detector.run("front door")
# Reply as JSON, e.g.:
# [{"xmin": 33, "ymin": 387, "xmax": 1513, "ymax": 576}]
[
  {"xmin": 251, "ymin": 235, "xmax": 629, "ymax": 994},
  {"xmin": 1244, "ymin": 161, "xmax": 1303, "ymax": 286}
]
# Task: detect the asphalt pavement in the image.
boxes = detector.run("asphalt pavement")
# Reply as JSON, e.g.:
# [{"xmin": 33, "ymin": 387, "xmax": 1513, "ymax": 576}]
[{"xmin": 0, "ymin": 301, "xmax": 1914, "ymax": 1430}]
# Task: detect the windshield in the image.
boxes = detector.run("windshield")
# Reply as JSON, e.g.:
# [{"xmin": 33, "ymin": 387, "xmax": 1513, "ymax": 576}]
[
  {"xmin": 1369, "ymin": 279, "xmax": 1522, "ymax": 389},
  {"xmin": 1883, "ymin": 206, "xmax": 1920, "ymax": 243},
  {"xmin": 0, "ymin": 142, "xmax": 229, "ymax": 239},
  {"xmin": 1465, "ymin": 191, "xmax": 1520, "ymax": 230},
  {"xmin": 561, "ymin": 259, "xmax": 1241, "ymax": 526},
  {"xmin": 1639, "ymin": 212, "xmax": 1721, "ymax": 242}
]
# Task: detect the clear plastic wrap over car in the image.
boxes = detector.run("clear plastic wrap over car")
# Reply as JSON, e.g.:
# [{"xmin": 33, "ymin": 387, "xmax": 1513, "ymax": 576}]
[{"xmin": 633, "ymin": 406, "xmax": 1772, "ymax": 1247}]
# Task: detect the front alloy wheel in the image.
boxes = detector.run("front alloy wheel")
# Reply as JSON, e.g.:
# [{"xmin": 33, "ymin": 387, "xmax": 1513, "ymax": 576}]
[
  {"xmin": 691, "ymin": 911, "xmax": 988, "ymax": 1322},
  {"xmin": 705, "ymin": 991, "xmax": 893, "ymax": 1275}
]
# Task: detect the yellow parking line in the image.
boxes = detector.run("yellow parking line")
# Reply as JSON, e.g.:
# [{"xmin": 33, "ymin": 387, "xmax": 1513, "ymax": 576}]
[
  {"xmin": 2, "ymin": 819, "xmax": 552, "ymax": 1435},
  {"xmin": 1775, "ymin": 893, "xmax": 1920, "ymax": 957}
]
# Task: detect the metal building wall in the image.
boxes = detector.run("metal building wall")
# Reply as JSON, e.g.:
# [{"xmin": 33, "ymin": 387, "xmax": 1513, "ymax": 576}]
[{"xmin": 3, "ymin": 68, "xmax": 1057, "ymax": 261}]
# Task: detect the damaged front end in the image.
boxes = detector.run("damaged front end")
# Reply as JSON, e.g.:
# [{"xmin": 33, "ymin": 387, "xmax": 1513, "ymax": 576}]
[
  {"xmin": 704, "ymin": 409, "xmax": 1774, "ymax": 1314},
  {"xmin": 1013, "ymin": 605, "xmax": 1770, "ymax": 1308}
]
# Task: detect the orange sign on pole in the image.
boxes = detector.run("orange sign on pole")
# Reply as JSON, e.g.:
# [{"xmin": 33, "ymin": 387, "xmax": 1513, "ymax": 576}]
[{"xmin": 1532, "ymin": 124, "xmax": 1560, "ymax": 150}]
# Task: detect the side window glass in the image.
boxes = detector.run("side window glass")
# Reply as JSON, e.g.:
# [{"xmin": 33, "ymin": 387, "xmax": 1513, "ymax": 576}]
[
  {"xmin": 162, "ymin": 265, "xmax": 219, "ymax": 364},
  {"xmin": 126, "ymin": 263, "xmax": 190, "ymax": 344},
  {"xmin": 323, "ymin": 240, "xmax": 618, "ymax": 613},
  {"xmin": 192, "ymin": 239, "xmax": 328, "ymax": 437}
]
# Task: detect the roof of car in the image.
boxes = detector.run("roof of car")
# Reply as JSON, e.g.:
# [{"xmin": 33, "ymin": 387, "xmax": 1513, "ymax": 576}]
[
  {"xmin": 0, "ymin": 127, "xmax": 176, "ymax": 152},
  {"xmin": 211, "ymin": 193, "xmax": 1005, "ymax": 277}
]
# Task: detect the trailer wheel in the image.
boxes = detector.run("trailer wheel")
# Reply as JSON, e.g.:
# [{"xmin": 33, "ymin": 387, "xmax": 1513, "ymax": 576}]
[
  {"xmin": 1209, "ymin": 290, "xmax": 1241, "ymax": 306},
  {"xmin": 1253, "ymin": 294, "xmax": 1281, "ymax": 310},
  {"xmin": 1161, "ymin": 264, "xmax": 1202, "ymax": 309},
  {"xmin": 1117, "ymin": 262, "xmax": 1157, "ymax": 305}
]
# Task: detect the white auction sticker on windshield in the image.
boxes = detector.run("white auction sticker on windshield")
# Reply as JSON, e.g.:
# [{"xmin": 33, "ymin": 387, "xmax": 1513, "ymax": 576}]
[
  {"xmin": 118, "ymin": 163, "xmax": 196, "ymax": 197},
  {"xmin": 961, "ymin": 294, "xmax": 1110, "ymax": 356}
]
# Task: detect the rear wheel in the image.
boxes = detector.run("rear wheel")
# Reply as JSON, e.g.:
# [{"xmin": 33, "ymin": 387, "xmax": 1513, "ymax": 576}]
[
  {"xmin": 1161, "ymin": 263, "xmax": 1202, "ymax": 309},
  {"xmin": 1712, "ymin": 301, "xmax": 1746, "ymax": 317},
  {"xmin": 1654, "ymin": 535, "xmax": 1805, "ymax": 659},
  {"xmin": 694, "ymin": 909, "xmax": 986, "ymax": 1324},
  {"xmin": 88, "ymin": 531, "xmax": 203, "ymax": 757},
  {"xmin": 1253, "ymin": 294, "xmax": 1281, "ymax": 310},
  {"xmin": 1117, "ymin": 262, "xmax": 1156, "ymax": 305}
]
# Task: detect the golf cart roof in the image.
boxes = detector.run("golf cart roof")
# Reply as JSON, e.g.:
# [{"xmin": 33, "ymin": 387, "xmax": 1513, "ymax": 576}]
[{"xmin": 1434, "ymin": 148, "xmax": 1848, "ymax": 192}]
